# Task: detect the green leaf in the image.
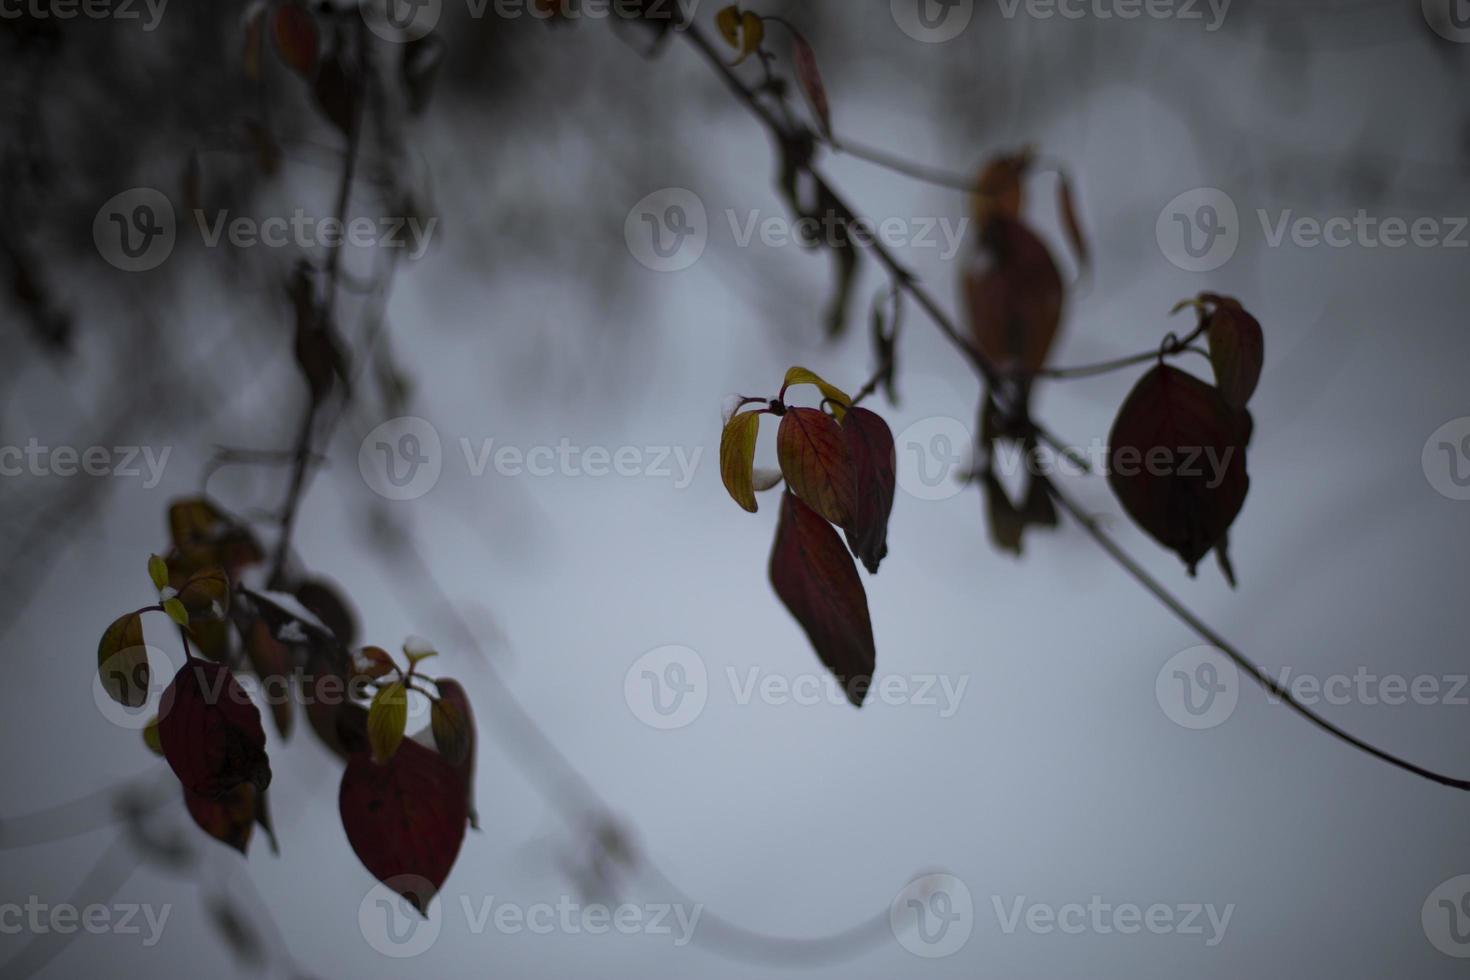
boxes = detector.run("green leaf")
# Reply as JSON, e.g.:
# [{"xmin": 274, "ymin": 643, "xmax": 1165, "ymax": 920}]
[
  {"xmin": 98, "ymin": 612, "xmax": 149, "ymax": 708},
  {"xmin": 148, "ymin": 554, "xmax": 170, "ymax": 592},
  {"xmin": 719, "ymin": 410, "xmax": 763, "ymax": 512},
  {"xmin": 163, "ymin": 597, "xmax": 190, "ymax": 627},
  {"xmin": 368, "ymin": 681, "xmax": 409, "ymax": 763}
]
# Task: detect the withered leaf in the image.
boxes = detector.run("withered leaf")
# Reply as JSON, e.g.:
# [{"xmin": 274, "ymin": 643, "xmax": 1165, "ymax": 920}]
[{"xmin": 840, "ymin": 407, "xmax": 896, "ymax": 574}]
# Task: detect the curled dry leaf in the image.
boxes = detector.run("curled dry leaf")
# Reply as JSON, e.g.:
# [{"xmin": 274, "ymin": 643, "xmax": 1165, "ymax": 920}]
[
  {"xmin": 791, "ymin": 32, "xmax": 831, "ymax": 138},
  {"xmin": 840, "ymin": 407, "xmax": 896, "ymax": 574},
  {"xmin": 339, "ymin": 739, "xmax": 468, "ymax": 915},
  {"xmin": 719, "ymin": 410, "xmax": 763, "ymax": 513},
  {"xmin": 1107, "ymin": 365, "xmax": 1250, "ymax": 577},
  {"xmin": 769, "ymin": 491, "xmax": 876, "ymax": 706},
  {"xmin": 1203, "ymin": 297, "xmax": 1264, "ymax": 410},
  {"xmin": 158, "ymin": 661, "xmax": 272, "ymax": 800},
  {"xmin": 1056, "ymin": 170, "xmax": 1089, "ymax": 269},
  {"xmin": 777, "ymin": 407, "xmax": 855, "ymax": 526},
  {"xmin": 782, "ymin": 366, "xmax": 851, "ymax": 420},
  {"xmin": 98, "ymin": 611, "xmax": 148, "ymax": 708}
]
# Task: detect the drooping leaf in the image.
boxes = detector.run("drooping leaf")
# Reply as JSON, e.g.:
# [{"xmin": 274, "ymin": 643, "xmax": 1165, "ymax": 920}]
[
  {"xmin": 295, "ymin": 578, "xmax": 358, "ymax": 647},
  {"xmin": 777, "ymin": 407, "xmax": 855, "ymax": 526},
  {"xmin": 720, "ymin": 410, "xmax": 763, "ymax": 513},
  {"xmin": 972, "ymin": 150, "xmax": 1031, "ymax": 231},
  {"xmin": 148, "ymin": 554, "xmax": 170, "ymax": 592},
  {"xmin": 782, "ymin": 366, "xmax": 852, "ymax": 419},
  {"xmin": 979, "ymin": 470, "xmax": 1024, "ymax": 556},
  {"xmin": 244, "ymin": 618, "xmax": 293, "ymax": 739},
  {"xmin": 351, "ymin": 645, "xmax": 397, "ymax": 681},
  {"xmin": 157, "ymin": 662, "xmax": 271, "ymax": 800},
  {"xmin": 769, "ymin": 491, "xmax": 876, "ymax": 706},
  {"xmin": 98, "ymin": 612, "xmax": 148, "ymax": 708},
  {"xmin": 1057, "ymin": 170, "xmax": 1088, "ymax": 269},
  {"xmin": 368, "ymin": 681, "xmax": 409, "ymax": 764},
  {"xmin": 431, "ymin": 679, "xmax": 478, "ymax": 829},
  {"xmin": 313, "ymin": 47, "xmax": 359, "ymax": 135},
  {"xmin": 1204, "ymin": 297, "xmax": 1264, "ymax": 410},
  {"xmin": 339, "ymin": 740, "xmax": 468, "ymax": 915},
  {"xmin": 184, "ymin": 783, "xmax": 256, "ymax": 855},
  {"xmin": 964, "ymin": 216, "xmax": 1065, "ymax": 374},
  {"xmin": 792, "ymin": 32, "xmax": 831, "ymax": 138},
  {"xmin": 840, "ymin": 407, "xmax": 896, "ymax": 574},
  {"xmin": 1107, "ymin": 365, "xmax": 1250, "ymax": 577},
  {"xmin": 271, "ymin": 1, "xmax": 318, "ymax": 78}
]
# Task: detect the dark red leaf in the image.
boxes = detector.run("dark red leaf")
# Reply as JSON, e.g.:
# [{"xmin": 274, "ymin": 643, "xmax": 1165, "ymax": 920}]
[
  {"xmin": 271, "ymin": 2, "xmax": 318, "ymax": 78},
  {"xmin": 339, "ymin": 740, "xmax": 468, "ymax": 915},
  {"xmin": 1107, "ymin": 365, "xmax": 1250, "ymax": 577},
  {"xmin": 769, "ymin": 491, "xmax": 876, "ymax": 706},
  {"xmin": 158, "ymin": 662, "xmax": 271, "ymax": 800},
  {"xmin": 245, "ymin": 618, "xmax": 293, "ymax": 740},
  {"xmin": 777, "ymin": 407, "xmax": 855, "ymax": 526},
  {"xmin": 964, "ymin": 216, "xmax": 1064, "ymax": 374},
  {"xmin": 184, "ymin": 783, "xmax": 256, "ymax": 855},
  {"xmin": 840, "ymin": 407, "xmax": 896, "ymax": 574},
  {"xmin": 792, "ymin": 32, "xmax": 831, "ymax": 139}
]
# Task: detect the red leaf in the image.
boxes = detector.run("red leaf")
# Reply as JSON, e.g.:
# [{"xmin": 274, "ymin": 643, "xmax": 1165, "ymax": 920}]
[
  {"xmin": 339, "ymin": 740, "xmax": 468, "ymax": 915},
  {"xmin": 769, "ymin": 491, "xmax": 876, "ymax": 706},
  {"xmin": 184, "ymin": 783, "xmax": 257, "ymax": 855},
  {"xmin": 792, "ymin": 32, "xmax": 831, "ymax": 139},
  {"xmin": 840, "ymin": 407, "xmax": 896, "ymax": 574},
  {"xmin": 1204, "ymin": 297, "xmax": 1264, "ymax": 409},
  {"xmin": 964, "ymin": 217, "xmax": 1064, "ymax": 374},
  {"xmin": 432, "ymin": 679, "xmax": 479, "ymax": 830},
  {"xmin": 158, "ymin": 662, "xmax": 271, "ymax": 800},
  {"xmin": 777, "ymin": 407, "xmax": 855, "ymax": 526},
  {"xmin": 1107, "ymin": 365, "xmax": 1250, "ymax": 577},
  {"xmin": 271, "ymin": 2, "xmax": 318, "ymax": 78}
]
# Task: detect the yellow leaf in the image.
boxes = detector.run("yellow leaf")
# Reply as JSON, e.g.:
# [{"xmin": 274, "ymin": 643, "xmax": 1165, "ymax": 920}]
[
  {"xmin": 368, "ymin": 682, "xmax": 408, "ymax": 763},
  {"xmin": 147, "ymin": 554, "xmax": 169, "ymax": 592},
  {"xmin": 163, "ymin": 598, "xmax": 189, "ymax": 627},
  {"xmin": 720, "ymin": 410, "xmax": 763, "ymax": 513},
  {"xmin": 733, "ymin": 11, "xmax": 764, "ymax": 65},
  {"xmin": 782, "ymin": 366, "xmax": 851, "ymax": 420},
  {"xmin": 98, "ymin": 612, "xmax": 148, "ymax": 708},
  {"xmin": 715, "ymin": 4, "xmax": 740, "ymax": 47}
]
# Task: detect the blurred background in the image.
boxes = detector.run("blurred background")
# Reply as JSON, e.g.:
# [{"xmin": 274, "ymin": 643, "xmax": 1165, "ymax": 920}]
[{"xmin": 3, "ymin": 0, "xmax": 1470, "ymax": 976}]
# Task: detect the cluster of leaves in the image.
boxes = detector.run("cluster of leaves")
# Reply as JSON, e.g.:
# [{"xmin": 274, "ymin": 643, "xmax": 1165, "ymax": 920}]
[
  {"xmin": 96, "ymin": 498, "xmax": 478, "ymax": 915},
  {"xmin": 720, "ymin": 368, "xmax": 895, "ymax": 705}
]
